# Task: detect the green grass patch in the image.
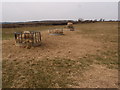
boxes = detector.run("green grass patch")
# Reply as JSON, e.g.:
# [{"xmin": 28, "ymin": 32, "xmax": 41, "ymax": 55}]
[
  {"xmin": 2, "ymin": 57, "xmax": 94, "ymax": 88},
  {"xmin": 94, "ymin": 50, "xmax": 118, "ymax": 69}
]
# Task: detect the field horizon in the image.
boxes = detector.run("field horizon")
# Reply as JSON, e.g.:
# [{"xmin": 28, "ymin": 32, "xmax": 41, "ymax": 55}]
[{"xmin": 2, "ymin": 22, "xmax": 118, "ymax": 88}]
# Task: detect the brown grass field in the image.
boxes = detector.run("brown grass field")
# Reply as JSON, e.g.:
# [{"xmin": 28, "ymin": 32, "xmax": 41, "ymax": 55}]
[{"xmin": 2, "ymin": 22, "xmax": 118, "ymax": 88}]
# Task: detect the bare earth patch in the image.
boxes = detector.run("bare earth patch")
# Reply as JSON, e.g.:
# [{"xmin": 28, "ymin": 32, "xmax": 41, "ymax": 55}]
[
  {"xmin": 2, "ymin": 30, "xmax": 102, "ymax": 61},
  {"xmin": 2, "ymin": 22, "xmax": 118, "ymax": 88},
  {"xmin": 69, "ymin": 64, "xmax": 118, "ymax": 88}
]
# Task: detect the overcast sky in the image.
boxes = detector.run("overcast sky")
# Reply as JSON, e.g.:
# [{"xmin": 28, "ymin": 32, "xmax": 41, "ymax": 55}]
[{"xmin": 2, "ymin": 2, "xmax": 118, "ymax": 22}]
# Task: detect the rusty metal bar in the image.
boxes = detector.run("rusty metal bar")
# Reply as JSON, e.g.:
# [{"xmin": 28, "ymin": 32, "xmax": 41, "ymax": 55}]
[{"xmin": 14, "ymin": 31, "xmax": 41, "ymax": 47}]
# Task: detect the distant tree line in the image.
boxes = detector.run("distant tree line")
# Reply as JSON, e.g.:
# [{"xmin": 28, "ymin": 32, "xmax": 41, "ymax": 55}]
[
  {"xmin": 78, "ymin": 18, "xmax": 119, "ymax": 22},
  {"xmin": 1, "ymin": 19, "xmax": 119, "ymax": 28}
]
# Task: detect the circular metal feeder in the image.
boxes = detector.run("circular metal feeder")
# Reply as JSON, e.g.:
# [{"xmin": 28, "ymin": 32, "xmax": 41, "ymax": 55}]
[
  {"xmin": 67, "ymin": 22, "xmax": 75, "ymax": 31},
  {"xmin": 49, "ymin": 29, "xmax": 64, "ymax": 35},
  {"xmin": 14, "ymin": 31, "xmax": 41, "ymax": 48}
]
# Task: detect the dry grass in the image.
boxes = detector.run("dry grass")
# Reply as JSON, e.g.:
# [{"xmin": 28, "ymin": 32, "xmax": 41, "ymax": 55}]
[
  {"xmin": 74, "ymin": 22, "xmax": 118, "ymax": 69},
  {"xmin": 74, "ymin": 22, "xmax": 118, "ymax": 42},
  {"xmin": 2, "ymin": 22, "xmax": 118, "ymax": 88},
  {"xmin": 3, "ymin": 57, "xmax": 94, "ymax": 88},
  {"xmin": 2, "ymin": 25, "xmax": 65, "ymax": 40}
]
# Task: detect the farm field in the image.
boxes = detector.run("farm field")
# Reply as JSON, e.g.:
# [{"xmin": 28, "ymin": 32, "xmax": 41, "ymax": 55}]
[{"xmin": 2, "ymin": 22, "xmax": 118, "ymax": 88}]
